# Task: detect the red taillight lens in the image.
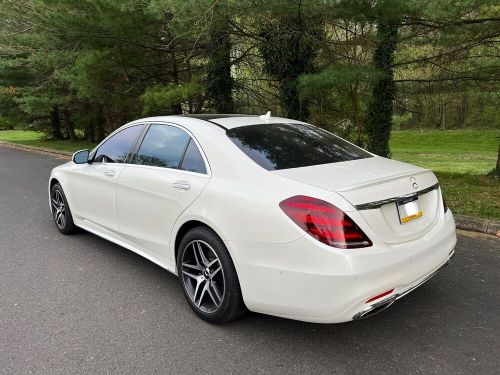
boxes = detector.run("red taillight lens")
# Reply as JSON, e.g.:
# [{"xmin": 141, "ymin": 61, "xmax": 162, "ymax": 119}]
[{"xmin": 279, "ymin": 195, "xmax": 372, "ymax": 249}]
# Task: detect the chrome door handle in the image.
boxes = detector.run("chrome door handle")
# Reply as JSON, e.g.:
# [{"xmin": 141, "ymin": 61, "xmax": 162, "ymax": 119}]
[
  {"xmin": 103, "ymin": 170, "xmax": 115, "ymax": 177},
  {"xmin": 172, "ymin": 181, "xmax": 191, "ymax": 191}
]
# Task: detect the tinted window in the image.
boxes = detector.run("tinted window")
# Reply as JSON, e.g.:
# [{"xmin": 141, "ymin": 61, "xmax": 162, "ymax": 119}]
[
  {"xmin": 180, "ymin": 139, "xmax": 206, "ymax": 174},
  {"xmin": 94, "ymin": 125, "xmax": 144, "ymax": 163},
  {"xmin": 227, "ymin": 123, "xmax": 372, "ymax": 171},
  {"xmin": 133, "ymin": 124, "xmax": 190, "ymax": 169}
]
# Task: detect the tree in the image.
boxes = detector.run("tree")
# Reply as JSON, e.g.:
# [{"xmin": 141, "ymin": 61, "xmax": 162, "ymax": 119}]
[
  {"xmin": 259, "ymin": 0, "xmax": 324, "ymax": 120},
  {"xmin": 492, "ymin": 140, "xmax": 500, "ymax": 177},
  {"xmin": 0, "ymin": 0, "xmax": 498, "ymax": 149},
  {"xmin": 365, "ymin": 19, "xmax": 399, "ymax": 157},
  {"xmin": 206, "ymin": 1, "xmax": 234, "ymax": 113},
  {"xmin": 361, "ymin": 0, "xmax": 499, "ymax": 156},
  {"xmin": 298, "ymin": 13, "xmax": 376, "ymax": 145}
]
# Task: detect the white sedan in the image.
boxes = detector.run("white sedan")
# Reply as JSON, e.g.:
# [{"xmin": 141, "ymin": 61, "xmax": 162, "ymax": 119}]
[{"xmin": 48, "ymin": 114, "xmax": 456, "ymax": 323}]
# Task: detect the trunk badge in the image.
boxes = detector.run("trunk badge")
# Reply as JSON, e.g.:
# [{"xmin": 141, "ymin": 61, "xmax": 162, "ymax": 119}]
[{"xmin": 410, "ymin": 177, "xmax": 418, "ymax": 189}]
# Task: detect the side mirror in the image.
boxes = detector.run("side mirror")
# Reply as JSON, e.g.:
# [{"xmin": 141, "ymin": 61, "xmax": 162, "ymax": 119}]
[{"xmin": 72, "ymin": 149, "xmax": 90, "ymax": 164}]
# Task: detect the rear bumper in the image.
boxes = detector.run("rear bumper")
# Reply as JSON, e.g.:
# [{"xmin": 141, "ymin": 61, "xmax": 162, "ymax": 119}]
[
  {"xmin": 227, "ymin": 210, "xmax": 457, "ymax": 323},
  {"xmin": 352, "ymin": 250, "xmax": 454, "ymax": 320}
]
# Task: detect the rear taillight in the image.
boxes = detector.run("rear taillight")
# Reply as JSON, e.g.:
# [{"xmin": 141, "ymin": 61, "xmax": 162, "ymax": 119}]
[{"xmin": 279, "ymin": 195, "xmax": 372, "ymax": 249}]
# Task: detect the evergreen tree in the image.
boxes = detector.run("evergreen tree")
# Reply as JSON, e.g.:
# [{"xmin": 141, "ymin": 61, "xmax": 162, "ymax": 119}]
[
  {"xmin": 365, "ymin": 19, "xmax": 399, "ymax": 157},
  {"xmin": 0, "ymin": 0, "xmax": 497, "ymax": 158},
  {"xmin": 259, "ymin": 0, "xmax": 324, "ymax": 120},
  {"xmin": 206, "ymin": 1, "xmax": 234, "ymax": 113}
]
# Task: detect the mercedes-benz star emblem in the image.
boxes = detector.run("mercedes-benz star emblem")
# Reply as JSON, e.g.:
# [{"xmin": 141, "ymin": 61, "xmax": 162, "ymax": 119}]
[{"xmin": 410, "ymin": 177, "xmax": 418, "ymax": 189}]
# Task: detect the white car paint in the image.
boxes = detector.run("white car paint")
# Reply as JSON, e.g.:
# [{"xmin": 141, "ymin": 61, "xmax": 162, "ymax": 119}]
[{"xmin": 49, "ymin": 115, "xmax": 456, "ymax": 323}]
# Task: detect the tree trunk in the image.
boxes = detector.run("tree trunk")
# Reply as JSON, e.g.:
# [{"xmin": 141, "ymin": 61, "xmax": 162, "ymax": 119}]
[
  {"xmin": 495, "ymin": 142, "xmax": 500, "ymax": 177},
  {"xmin": 170, "ymin": 51, "xmax": 183, "ymax": 115},
  {"xmin": 440, "ymin": 100, "xmax": 446, "ymax": 130},
  {"xmin": 186, "ymin": 58, "xmax": 194, "ymax": 114},
  {"xmin": 85, "ymin": 122, "xmax": 95, "ymax": 143},
  {"xmin": 50, "ymin": 105, "xmax": 64, "ymax": 140},
  {"xmin": 280, "ymin": 78, "xmax": 307, "ymax": 121},
  {"xmin": 349, "ymin": 83, "xmax": 362, "ymax": 145},
  {"xmin": 457, "ymin": 95, "xmax": 468, "ymax": 128},
  {"xmin": 365, "ymin": 20, "xmax": 399, "ymax": 157},
  {"xmin": 63, "ymin": 110, "xmax": 77, "ymax": 142},
  {"xmin": 408, "ymin": 98, "xmax": 422, "ymax": 129},
  {"xmin": 258, "ymin": 0, "xmax": 319, "ymax": 121},
  {"xmin": 206, "ymin": 2, "xmax": 234, "ymax": 113},
  {"xmin": 96, "ymin": 105, "xmax": 106, "ymax": 141},
  {"xmin": 104, "ymin": 106, "xmax": 114, "ymax": 133}
]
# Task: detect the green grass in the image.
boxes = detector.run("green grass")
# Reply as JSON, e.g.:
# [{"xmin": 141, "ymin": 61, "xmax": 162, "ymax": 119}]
[
  {"xmin": 1, "ymin": 128, "xmax": 498, "ymax": 220},
  {"xmin": 0, "ymin": 130, "xmax": 96, "ymax": 153},
  {"xmin": 390, "ymin": 130, "xmax": 498, "ymax": 174},
  {"xmin": 390, "ymin": 130, "xmax": 499, "ymax": 220},
  {"xmin": 434, "ymin": 172, "xmax": 499, "ymax": 220}
]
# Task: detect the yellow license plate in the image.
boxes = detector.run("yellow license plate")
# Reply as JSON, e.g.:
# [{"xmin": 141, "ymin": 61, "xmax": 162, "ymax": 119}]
[{"xmin": 397, "ymin": 197, "xmax": 423, "ymax": 224}]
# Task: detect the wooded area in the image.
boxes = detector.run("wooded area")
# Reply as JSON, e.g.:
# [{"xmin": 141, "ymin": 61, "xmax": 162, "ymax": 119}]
[{"xmin": 0, "ymin": 0, "xmax": 498, "ymax": 160}]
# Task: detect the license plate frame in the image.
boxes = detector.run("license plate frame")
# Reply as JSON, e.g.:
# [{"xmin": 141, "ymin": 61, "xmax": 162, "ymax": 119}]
[{"xmin": 396, "ymin": 196, "xmax": 423, "ymax": 224}]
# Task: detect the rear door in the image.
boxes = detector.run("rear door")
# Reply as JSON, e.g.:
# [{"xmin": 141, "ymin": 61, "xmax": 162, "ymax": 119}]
[
  {"xmin": 116, "ymin": 123, "xmax": 210, "ymax": 260},
  {"xmin": 66, "ymin": 124, "xmax": 145, "ymax": 231}
]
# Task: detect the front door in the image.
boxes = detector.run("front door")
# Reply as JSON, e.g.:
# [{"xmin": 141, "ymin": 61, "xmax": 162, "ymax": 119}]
[{"xmin": 66, "ymin": 124, "xmax": 145, "ymax": 231}]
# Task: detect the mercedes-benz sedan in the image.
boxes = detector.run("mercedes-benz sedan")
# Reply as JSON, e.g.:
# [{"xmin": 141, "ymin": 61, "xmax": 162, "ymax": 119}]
[{"xmin": 48, "ymin": 114, "xmax": 456, "ymax": 323}]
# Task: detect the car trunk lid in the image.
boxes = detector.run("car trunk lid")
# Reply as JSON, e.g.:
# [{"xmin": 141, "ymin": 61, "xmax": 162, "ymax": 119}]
[{"xmin": 272, "ymin": 157, "xmax": 440, "ymax": 244}]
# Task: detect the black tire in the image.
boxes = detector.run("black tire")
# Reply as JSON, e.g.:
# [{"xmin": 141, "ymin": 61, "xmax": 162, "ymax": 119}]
[
  {"xmin": 177, "ymin": 226, "xmax": 246, "ymax": 323},
  {"xmin": 50, "ymin": 183, "xmax": 77, "ymax": 235}
]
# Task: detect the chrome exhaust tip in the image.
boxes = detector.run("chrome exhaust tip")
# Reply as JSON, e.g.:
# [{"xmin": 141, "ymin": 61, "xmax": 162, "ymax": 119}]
[
  {"xmin": 352, "ymin": 296, "xmax": 397, "ymax": 320},
  {"xmin": 352, "ymin": 251, "xmax": 454, "ymax": 321}
]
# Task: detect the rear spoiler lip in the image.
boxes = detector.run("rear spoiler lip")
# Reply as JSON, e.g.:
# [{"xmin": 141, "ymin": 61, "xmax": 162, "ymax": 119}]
[
  {"xmin": 335, "ymin": 168, "xmax": 431, "ymax": 192},
  {"xmin": 355, "ymin": 182, "xmax": 440, "ymax": 210}
]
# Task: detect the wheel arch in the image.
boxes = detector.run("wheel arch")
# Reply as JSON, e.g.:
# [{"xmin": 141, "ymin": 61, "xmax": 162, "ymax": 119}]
[
  {"xmin": 172, "ymin": 218, "xmax": 239, "ymax": 275},
  {"xmin": 48, "ymin": 172, "xmax": 75, "ymax": 212},
  {"xmin": 49, "ymin": 177, "xmax": 60, "ymax": 189},
  {"xmin": 48, "ymin": 177, "xmax": 60, "ymax": 209},
  {"xmin": 174, "ymin": 220, "xmax": 216, "ymax": 264}
]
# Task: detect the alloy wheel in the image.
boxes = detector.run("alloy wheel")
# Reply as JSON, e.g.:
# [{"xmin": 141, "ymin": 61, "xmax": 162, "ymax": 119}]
[
  {"xmin": 51, "ymin": 189, "xmax": 66, "ymax": 229},
  {"xmin": 181, "ymin": 240, "xmax": 225, "ymax": 313}
]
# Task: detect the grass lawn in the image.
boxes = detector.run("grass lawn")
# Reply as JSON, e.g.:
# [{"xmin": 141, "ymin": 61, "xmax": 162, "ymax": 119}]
[
  {"xmin": 390, "ymin": 130, "xmax": 497, "ymax": 175},
  {"xmin": 1, "ymin": 128, "xmax": 498, "ymax": 220},
  {"xmin": 391, "ymin": 130, "xmax": 499, "ymax": 220},
  {"xmin": 0, "ymin": 130, "xmax": 96, "ymax": 153}
]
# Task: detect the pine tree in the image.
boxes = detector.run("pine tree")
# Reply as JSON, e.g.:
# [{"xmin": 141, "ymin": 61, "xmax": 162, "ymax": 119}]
[{"xmin": 259, "ymin": 0, "xmax": 324, "ymax": 120}]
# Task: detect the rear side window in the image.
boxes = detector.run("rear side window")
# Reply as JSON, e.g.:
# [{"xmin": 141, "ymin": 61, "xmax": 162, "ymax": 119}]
[
  {"xmin": 133, "ymin": 124, "xmax": 190, "ymax": 169},
  {"xmin": 94, "ymin": 124, "xmax": 144, "ymax": 163},
  {"xmin": 226, "ymin": 123, "xmax": 372, "ymax": 171},
  {"xmin": 180, "ymin": 139, "xmax": 206, "ymax": 174}
]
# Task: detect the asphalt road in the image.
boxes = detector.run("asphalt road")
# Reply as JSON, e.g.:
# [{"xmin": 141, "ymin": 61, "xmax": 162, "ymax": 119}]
[{"xmin": 0, "ymin": 145, "xmax": 499, "ymax": 375}]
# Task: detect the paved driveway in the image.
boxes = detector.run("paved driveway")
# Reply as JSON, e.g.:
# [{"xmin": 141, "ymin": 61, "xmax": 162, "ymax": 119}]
[{"xmin": 0, "ymin": 145, "xmax": 498, "ymax": 374}]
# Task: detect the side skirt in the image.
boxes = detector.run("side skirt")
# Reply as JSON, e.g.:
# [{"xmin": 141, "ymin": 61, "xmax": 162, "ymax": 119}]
[{"xmin": 73, "ymin": 217, "xmax": 177, "ymax": 275}]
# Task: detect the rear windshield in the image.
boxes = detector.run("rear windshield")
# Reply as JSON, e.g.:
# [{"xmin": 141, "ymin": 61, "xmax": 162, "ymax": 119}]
[{"xmin": 226, "ymin": 123, "xmax": 372, "ymax": 171}]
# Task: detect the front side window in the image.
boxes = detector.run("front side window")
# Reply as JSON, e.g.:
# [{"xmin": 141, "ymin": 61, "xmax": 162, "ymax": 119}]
[
  {"xmin": 93, "ymin": 124, "xmax": 144, "ymax": 163},
  {"xmin": 226, "ymin": 123, "xmax": 372, "ymax": 171},
  {"xmin": 133, "ymin": 124, "xmax": 190, "ymax": 169}
]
